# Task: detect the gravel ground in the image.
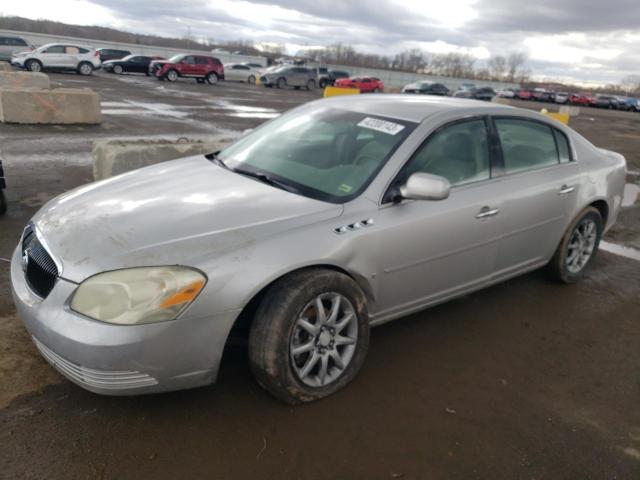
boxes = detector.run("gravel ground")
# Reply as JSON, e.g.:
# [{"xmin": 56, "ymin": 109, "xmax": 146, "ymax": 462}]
[{"xmin": 0, "ymin": 71, "xmax": 638, "ymax": 479}]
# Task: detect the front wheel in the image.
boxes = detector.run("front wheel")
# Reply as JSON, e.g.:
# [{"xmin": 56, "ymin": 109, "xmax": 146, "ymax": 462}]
[
  {"xmin": 276, "ymin": 77, "xmax": 287, "ymax": 89},
  {"xmin": 249, "ymin": 269, "xmax": 370, "ymax": 404},
  {"xmin": 547, "ymin": 207, "xmax": 603, "ymax": 283},
  {"xmin": 113, "ymin": 64, "xmax": 123, "ymax": 74},
  {"xmin": 165, "ymin": 69, "xmax": 178, "ymax": 82},
  {"xmin": 26, "ymin": 59, "xmax": 42, "ymax": 73},
  {"xmin": 306, "ymin": 79, "xmax": 315, "ymax": 91},
  {"xmin": 206, "ymin": 72, "xmax": 219, "ymax": 85},
  {"xmin": 247, "ymin": 75, "xmax": 256, "ymax": 84}
]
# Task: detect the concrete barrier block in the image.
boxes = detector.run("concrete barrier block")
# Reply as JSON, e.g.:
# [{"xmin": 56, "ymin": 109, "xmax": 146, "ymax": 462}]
[
  {"xmin": 92, "ymin": 136, "xmax": 235, "ymax": 181},
  {"xmin": 0, "ymin": 87, "xmax": 101, "ymax": 124},
  {"xmin": 0, "ymin": 62, "xmax": 13, "ymax": 72},
  {"xmin": 0, "ymin": 71, "xmax": 49, "ymax": 89}
]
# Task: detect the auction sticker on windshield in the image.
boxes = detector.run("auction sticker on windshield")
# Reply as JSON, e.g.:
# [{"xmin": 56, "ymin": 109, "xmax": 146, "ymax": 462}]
[{"xmin": 357, "ymin": 117, "xmax": 405, "ymax": 135}]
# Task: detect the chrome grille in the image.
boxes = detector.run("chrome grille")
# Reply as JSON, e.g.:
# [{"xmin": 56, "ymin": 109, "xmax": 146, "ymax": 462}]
[
  {"xmin": 22, "ymin": 226, "xmax": 58, "ymax": 298},
  {"xmin": 33, "ymin": 337, "xmax": 159, "ymax": 390}
]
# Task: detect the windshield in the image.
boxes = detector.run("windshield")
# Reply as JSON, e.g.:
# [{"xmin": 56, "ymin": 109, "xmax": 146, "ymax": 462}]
[
  {"xmin": 218, "ymin": 106, "xmax": 417, "ymax": 203},
  {"xmin": 167, "ymin": 54, "xmax": 184, "ymax": 63}
]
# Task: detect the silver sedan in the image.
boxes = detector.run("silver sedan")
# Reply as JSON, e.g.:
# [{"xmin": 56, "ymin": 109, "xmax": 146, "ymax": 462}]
[{"xmin": 11, "ymin": 96, "xmax": 626, "ymax": 404}]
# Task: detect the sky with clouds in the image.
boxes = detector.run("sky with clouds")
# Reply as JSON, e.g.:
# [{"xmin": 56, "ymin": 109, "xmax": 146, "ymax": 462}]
[{"xmin": 2, "ymin": 0, "xmax": 639, "ymax": 85}]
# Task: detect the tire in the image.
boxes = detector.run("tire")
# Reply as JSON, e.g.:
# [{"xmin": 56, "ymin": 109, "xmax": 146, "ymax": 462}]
[
  {"xmin": 547, "ymin": 207, "xmax": 603, "ymax": 283},
  {"xmin": 276, "ymin": 77, "xmax": 287, "ymax": 89},
  {"xmin": 113, "ymin": 64, "xmax": 123, "ymax": 74},
  {"xmin": 249, "ymin": 269, "xmax": 370, "ymax": 404},
  {"xmin": 26, "ymin": 59, "xmax": 42, "ymax": 73},
  {"xmin": 0, "ymin": 190, "xmax": 6, "ymax": 216},
  {"xmin": 247, "ymin": 75, "xmax": 256, "ymax": 84},
  {"xmin": 77, "ymin": 62, "xmax": 93, "ymax": 76},
  {"xmin": 306, "ymin": 79, "xmax": 315, "ymax": 91},
  {"xmin": 319, "ymin": 79, "xmax": 327, "ymax": 89},
  {"xmin": 206, "ymin": 72, "xmax": 219, "ymax": 85},
  {"xmin": 166, "ymin": 69, "xmax": 178, "ymax": 82}
]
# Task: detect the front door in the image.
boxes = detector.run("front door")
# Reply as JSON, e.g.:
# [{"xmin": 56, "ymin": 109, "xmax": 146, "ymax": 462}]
[{"xmin": 375, "ymin": 118, "xmax": 502, "ymax": 320}]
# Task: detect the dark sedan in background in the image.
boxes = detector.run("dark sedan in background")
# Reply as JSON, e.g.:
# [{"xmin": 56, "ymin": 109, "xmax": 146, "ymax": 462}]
[
  {"xmin": 103, "ymin": 55, "xmax": 163, "ymax": 75},
  {"xmin": 96, "ymin": 48, "xmax": 131, "ymax": 62},
  {"xmin": 402, "ymin": 81, "xmax": 450, "ymax": 95}
]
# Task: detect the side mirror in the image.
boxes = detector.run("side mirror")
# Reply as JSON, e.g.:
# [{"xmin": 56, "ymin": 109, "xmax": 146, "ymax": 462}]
[{"xmin": 399, "ymin": 173, "xmax": 450, "ymax": 201}]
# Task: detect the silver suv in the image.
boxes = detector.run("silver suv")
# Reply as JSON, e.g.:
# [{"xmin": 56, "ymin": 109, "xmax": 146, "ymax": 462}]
[
  {"xmin": 260, "ymin": 65, "xmax": 317, "ymax": 90},
  {"xmin": 11, "ymin": 43, "xmax": 101, "ymax": 75},
  {"xmin": 0, "ymin": 35, "xmax": 33, "ymax": 61}
]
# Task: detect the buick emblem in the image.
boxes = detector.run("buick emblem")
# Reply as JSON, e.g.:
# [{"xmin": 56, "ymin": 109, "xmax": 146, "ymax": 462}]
[{"xmin": 21, "ymin": 249, "xmax": 29, "ymax": 272}]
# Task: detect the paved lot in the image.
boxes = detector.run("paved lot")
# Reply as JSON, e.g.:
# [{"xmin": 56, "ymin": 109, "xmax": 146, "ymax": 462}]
[{"xmin": 0, "ymin": 71, "xmax": 639, "ymax": 479}]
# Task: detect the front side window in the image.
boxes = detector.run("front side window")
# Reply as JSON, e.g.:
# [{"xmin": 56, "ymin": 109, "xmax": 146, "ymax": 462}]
[
  {"xmin": 403, "ymin": 119, "xmax": 491, "ymax": 187},
  {"xmin": 495, "ymin": 118, "xmax": 560, "ymax": 174},
  {"xmin": 218, "ymin": 107, "xmax": 417, "ymax": 203},
  {"xmin": 195, "ymin": 57, "xmax": 209, "ymax": 65},
  {"xmin": 43, "ymin": 45, "xmax": 65, "ymax": 54}
]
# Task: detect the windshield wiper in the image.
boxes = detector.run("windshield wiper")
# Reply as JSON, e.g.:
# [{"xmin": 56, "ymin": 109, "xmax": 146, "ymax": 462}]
[
  {"xmin": 207, "ymin": 151, "xmax": 229, "ymax": 170},
  {"xmin": 232, "ymin": 167, "xmax": 301, "ymax": 194}
]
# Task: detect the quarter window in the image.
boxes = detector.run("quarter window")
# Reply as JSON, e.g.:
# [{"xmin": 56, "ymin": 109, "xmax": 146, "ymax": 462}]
[
  {"xmin": 403, "ymin": 119, "xmax": 491, "ymax": 187},
  {"xmin": 495, "ymin": 119, "xmax": 559, "ymax": 174},
  {"xmin": 554, "ymin": 130, "xmax": 572, "ymax": 163}
]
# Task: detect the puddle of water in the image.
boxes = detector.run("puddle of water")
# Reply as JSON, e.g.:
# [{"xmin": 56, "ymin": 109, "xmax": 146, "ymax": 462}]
[
  {"xmin": 600, "ymin": 241, "xmax": 640, "ymax": 261},
  {"xmin": 228, "ymin": 112, "xmax": 280, "ymax": 119},
  {"xmin": 101, "ymin": 101, "xmax": 131, "ymax": 107},
  {"xmin": 623, "ymin": 183, "xmax": 640, "ymax": 207}
]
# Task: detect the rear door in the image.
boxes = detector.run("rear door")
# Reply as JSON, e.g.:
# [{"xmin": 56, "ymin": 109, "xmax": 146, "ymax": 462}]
[
  {"xmin": 63, "ymin": 46, "xmax": 82, "ymax": 68},
  {"xmin": 489, "ymin": 117, "xmax": 581, "ymax": 276}
]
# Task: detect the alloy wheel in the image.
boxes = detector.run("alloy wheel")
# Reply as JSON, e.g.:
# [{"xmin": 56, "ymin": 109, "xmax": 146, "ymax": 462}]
[
  {"xmin": 566, "ymin": 218, "xmax": 597, "ymax": 274},
  {"xmin": 289, "ymin": 293, "xmax": 358, "ymax": 387}
]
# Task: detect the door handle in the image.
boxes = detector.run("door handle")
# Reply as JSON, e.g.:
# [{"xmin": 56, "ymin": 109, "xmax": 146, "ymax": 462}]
[
  {"xmin": 475, "ymin": 207, "xmax": 500, "ymax": 219},
  {"xmin": 558, "ymin": 185, "xmax": 575, "ymax": 195}
]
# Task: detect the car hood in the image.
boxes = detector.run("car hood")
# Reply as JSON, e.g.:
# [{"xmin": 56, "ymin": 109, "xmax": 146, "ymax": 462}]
[{"xmin": 32, "ymin": 156, "xmax": 343, "ymax": 282}]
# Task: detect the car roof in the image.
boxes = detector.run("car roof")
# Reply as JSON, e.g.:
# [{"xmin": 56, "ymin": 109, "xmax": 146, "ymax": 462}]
[{"xmin": 321, "ymin": 94, "xmax": 516, "ymax": 122}]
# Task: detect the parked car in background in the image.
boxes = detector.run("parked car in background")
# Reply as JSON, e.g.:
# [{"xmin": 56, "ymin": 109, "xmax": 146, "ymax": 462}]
[
  {"xmin": 11, "ymin": 96, "xmax": 626, "ymax": 404},
  {"xmin": 103, "ymin": 55, "xmax": 162, "ymax": 75},
  {"xmin": 402, "ymin": 81, "xmax": 449, "ymax": 96},
  {"xmin": 96, "ymin": 48, "xmax": 131, "ymax": 62},
  {"xmin": 569, "ymin": 93, "xmax": 595, "ymax": 106},
  {"xmin": 515, "ymin": 89, "xmax": 533, "ymax": 100},
  {"xmin": 0, "ymin": 35, "xmax": 33, "ymax": 61},
  {"xmin": 618, "ymin": 97, "xmax": 639, "ymax": 111},
  {"xmin": 532, "ymin": 88, "xmax": 552, "ymax": 102},
  {"xmin": 224, "ymin": 63, "xmax": 262, "ymax": 83},
  {"xmin": 555, "ymin": 92, "xmax": 569, "ymax": 104},
  {"xmin": 11, "ymin": 43, "xmax": 101, "ymax": 75},
  {"xmin": 244, "ymin": 62, "xmax": 265, "ymax": 69},
  {"xmin": 334, "ymin": 76, "xmax": 384, "ymax": 93},
  {"xmin": 454, "ymin": 87, "xmax": 495, "ymax": 101},
  {"xmin": 497, "ymin": 88, "xmax": 516, "ymax": 98},
  {"xmin": 592, "ymin": 94, "xmax": 620, "ymax": 109},
  {"xmin": 260, "ymin": 66, "xmax": 317, "ymax": 90},
  {"xmin": 149, "ymin": 54, "xmax": 224, "ymax": 84},
  {"xmin": 318, "ymin": 70, "xmax": 350, "ymax": 88}
]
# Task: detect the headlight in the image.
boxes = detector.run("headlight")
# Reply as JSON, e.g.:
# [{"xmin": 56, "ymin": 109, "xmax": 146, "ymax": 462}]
[{"xmin": 70, "ymin": 266, "xmax": 206, "ymax": 325}]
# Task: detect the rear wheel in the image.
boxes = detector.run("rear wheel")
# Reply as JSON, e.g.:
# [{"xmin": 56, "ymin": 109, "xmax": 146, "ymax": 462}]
[
  {"xmin": 249, "ymin": 269, "xmax": 370, "ymax": 404},
  {"xmin": 206, "ymin": 72, "xmax": 219, "ymax": 85},
  {"xmin": 547, "ymin": 207, "xmax": 603, "ymax": 283},
  {"xmin": 166, "ymin": 69, "xmax": 178, "ymax": 82},
  {"xmin": 247, "ymin": 75, "xmax": 256, "ymax": 84},
  {"xmin": 113, "ymin": 64, "xmax": 123, "ymax": 74},
  {"xmin": 26, "ymin": 59, "xmax": 42, "ymax": 73},
  {"xmin": 77, "ymin": 62, "xmax": 93, "ymax": 76}
]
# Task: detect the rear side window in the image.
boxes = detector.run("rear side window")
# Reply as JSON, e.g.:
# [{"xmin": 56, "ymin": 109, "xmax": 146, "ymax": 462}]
[
  {"xmin": 554, "ymin": 130, "xmax": 572, "ymax": 163},
  {"xmin": 403, "ymin": 119, "xmax": 490, "ymax": 187},
  {"xmin": 66, "ymin": 46, "xmax": 80, "ymax": 55},
  {"xmin": 495, "ymin": 119, "xmax": 559, "ymax": 174}
]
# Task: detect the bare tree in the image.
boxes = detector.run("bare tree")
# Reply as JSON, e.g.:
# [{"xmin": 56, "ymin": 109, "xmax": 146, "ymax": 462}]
[
  {"xmin": 488, "ymin": 55, "xmax": 506, "ymax": 80},
  {"xmin": 621, "ymin": 74, "xmax": 640, "ymax": 95},
  {"xmin": 507, "ymin": 52, "xmax": 527, "ymax": 82}
]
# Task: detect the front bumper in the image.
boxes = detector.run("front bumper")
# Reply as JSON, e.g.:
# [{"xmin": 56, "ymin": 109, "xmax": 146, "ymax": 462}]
[{"xmin": 10, "ymin": 246, "xmax": 240, "ymax": 396}]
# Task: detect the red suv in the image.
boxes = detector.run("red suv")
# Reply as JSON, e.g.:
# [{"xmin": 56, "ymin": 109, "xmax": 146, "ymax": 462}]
[
  {"xmin": 335, "ymin": 77, "xmax": 384, "ymax": 93},
  {"xmin": 149, "ymin": 54, "xmax": 224, "ymax": 84}
]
